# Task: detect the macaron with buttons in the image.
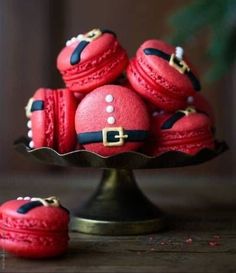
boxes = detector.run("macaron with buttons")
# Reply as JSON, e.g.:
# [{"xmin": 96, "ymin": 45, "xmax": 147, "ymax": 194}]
[{"xmin": 75, "ymin": 85, "xmax": 150, "ymax": 156}]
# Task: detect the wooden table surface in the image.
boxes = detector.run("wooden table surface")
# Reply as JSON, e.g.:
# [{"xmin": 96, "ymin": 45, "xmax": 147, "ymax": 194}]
[
  {"xmin": 1, "ymin": 215, "xmax": 236, "ymax": 273},
  {"xmin": 0, "ymin": 172, "xmax": 236, "ymax": 272}
]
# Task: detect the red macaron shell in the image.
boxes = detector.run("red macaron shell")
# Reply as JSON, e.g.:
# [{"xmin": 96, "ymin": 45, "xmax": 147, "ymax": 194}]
[
  {"xmin": 127, "ymin": 58, "xmax": 188, "ymax": 112},
  {"xmin": 29, "ymin": 88, "xmax": 77, "ymax": 153},
  {"xmin": 56, "ymin": 89, "xmax": 78, "ymax": 153},
  {"xmin": 0, "ymin": 200, "xmax": 69, "ymax": 231},
  {"xmin": 57, "ymin": 31, "xmax": 128, "ymax": 93},
  {"xmin": 127, "ymin": 39, "xmax": 200, "ymax": 111},
  {"xmin": 147, "ymin": 111, "xmax": 215, "ymax": 156},
  {"xmin": 0, "ymin": 235, "xmax": 68, "ymax": 259},
  {"xmin": 75, "ymin": 85, "xmax": 150, "ymax": 156},
  {"xmin": 0, "ymin": 200, "xmax": 69, "ymax": 258}
]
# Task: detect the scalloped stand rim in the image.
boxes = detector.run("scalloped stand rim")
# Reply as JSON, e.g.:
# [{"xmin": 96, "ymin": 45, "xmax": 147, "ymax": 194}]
[{"xmin": 14, "ymin": 137, "xmax": 228, "ymax": 170}]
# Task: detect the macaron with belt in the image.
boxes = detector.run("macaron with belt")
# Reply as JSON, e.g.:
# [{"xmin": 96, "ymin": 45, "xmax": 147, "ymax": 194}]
[
  {"xmin": 0, "ymin": 196, "xmax": 69, "ymax": 258},
  {"xmin": 57, "ymin": 28, "xmax": 128, "ymax": 93},
  {"xmin": 127, "ymin": 39, "xmax": 201, "ymax": 111},
  {"xmin": 25, "ymin": 88, "xmax": 78, "ymax": 153},
  {"xmin": 75, "ymin": 85, "xmax": 150, "ymax": 156},
  {"xmin": 146, "ymin": 107, "xmax": 214, "ymax": 155}
]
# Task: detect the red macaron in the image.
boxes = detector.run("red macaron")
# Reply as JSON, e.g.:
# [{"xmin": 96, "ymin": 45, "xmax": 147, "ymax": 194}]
[
  {"xmin": 25, "ymin": 88, "xmax": 78, "ymax": 153},
  {"xmin": 75, "ymin": 85, "xmax": 150, "ymax": 156},
  {"xmin": 127, "ymin": 39, "xmax": 201, "ymax": 112},
  {"xmin": 0, "ymin": 197, "xmax": 69, "ymax": 258},
  {"xmin": 145, "ymin": 107, "xmax": 214, "ymax": 156},
  {"xmin": 57, "ymin": 28, "xmax": 128, "ymax": 93}
]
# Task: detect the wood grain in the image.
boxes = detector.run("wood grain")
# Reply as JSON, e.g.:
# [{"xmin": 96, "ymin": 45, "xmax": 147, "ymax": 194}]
[{"xmin": 1, "ymin": 217, "xmax": 236, "ymax": 273}]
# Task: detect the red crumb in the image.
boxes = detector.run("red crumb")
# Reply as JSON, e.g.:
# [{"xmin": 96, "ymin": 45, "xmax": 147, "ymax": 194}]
[
  {"xmin": 185, "ymin": 238, "xmax": 193, "ymax": 244},
  {"xmin": 208, "ymin": 241, "xmax": 220, "ymax": 247}
]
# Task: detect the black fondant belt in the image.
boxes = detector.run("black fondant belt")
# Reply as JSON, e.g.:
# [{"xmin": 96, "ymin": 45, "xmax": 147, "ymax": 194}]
[
  {"xmin": 161, "ymin": 107, "xmax": 208, "ymax": 130},
  {"xmin": 78, "ymin": 127, "xmax": 149, "ymax": 147},
  {"xmin": 31, "ymin": 100, "xmax": 44, "ymax": 112},
  {"xmin": 143, "ymin": 48, "xmax": 201, "ymax": 91},
  {"xmin": 71, "ymin": 29, "xmax": 116, "ymax": 65},
  {"xmin": 17, "ymin": 201, "xmax": 69, "ymax": 214}
]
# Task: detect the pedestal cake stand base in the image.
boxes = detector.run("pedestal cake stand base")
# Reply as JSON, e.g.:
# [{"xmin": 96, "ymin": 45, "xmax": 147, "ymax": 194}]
[{"xmin": 71, "ymin": 169, "xmax": 163, "ymax": 235}]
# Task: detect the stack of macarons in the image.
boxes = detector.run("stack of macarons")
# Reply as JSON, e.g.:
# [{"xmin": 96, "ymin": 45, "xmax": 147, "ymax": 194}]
[{"xmin": 25, "ymin": 28, "xmax": 215, "ymax": 156}]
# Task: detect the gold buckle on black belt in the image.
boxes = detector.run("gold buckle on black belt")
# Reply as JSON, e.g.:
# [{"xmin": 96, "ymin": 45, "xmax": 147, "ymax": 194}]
[
  {"xmin": 102, "ymin": 127, "xmax": 128, "ymax": 147},
  {"xmin": 169, "ymin": 54, "xmax": 190, "ymax": 74}
]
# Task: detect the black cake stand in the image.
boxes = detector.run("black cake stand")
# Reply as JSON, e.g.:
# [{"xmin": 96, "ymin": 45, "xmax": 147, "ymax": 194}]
[{"xmin": 14, "ymin": 137, "xmax": 228, "ymax": 235}]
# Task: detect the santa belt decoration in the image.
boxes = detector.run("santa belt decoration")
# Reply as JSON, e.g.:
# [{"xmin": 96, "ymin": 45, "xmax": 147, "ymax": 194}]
[
  {"xmin": 70, "ymin": 29, "xmax": 116, "ymax": 65},
  {"xmin": 16, "ymin": 196, "xmax": 69, "ymax": 214},
  {"xmin": 78, "ymin": 127, "xmax": 149, "ymax": 147},
  {"xmin": 143, "ymin": 48, "xmax": 201, "ymax": 91},
  {"xmin": 25, "ymin": 99, "xmax": 44, "ymax": 118}
]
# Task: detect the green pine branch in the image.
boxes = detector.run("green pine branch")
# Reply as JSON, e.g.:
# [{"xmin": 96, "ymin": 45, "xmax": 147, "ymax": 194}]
[{"xmin": 168, "ymin": 0, "xmax": 236, "ymax": 82}]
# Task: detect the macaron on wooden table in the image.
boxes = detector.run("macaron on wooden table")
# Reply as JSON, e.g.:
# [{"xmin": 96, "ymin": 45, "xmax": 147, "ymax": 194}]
[{"xmin": 0, "ymin": 197, "xmax": 70, "ymax": 258}]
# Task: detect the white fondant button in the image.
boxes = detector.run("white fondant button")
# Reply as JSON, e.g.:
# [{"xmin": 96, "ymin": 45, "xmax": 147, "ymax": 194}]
[
  {"xmin": 152, "ymin": 111, "xmax": 159, "ymax": 117},
  {"xmin": 28, "ymin": 130, "xmax": 33, "ymax": 138},
  {"xmin": 152, "ymin": 110, "xmax": 164, "ymax": 117},
  {"xmin": 176, "ymin": 46, "xmax": 184, "ymax": 60},
  {"xmin": 29, "ymin": 141, "xmax": 34, "ymax": 149},
  {"xmin": 107, "ymin": 116, "xmax": 116, "ymax": 124},
  {"xmin": 27, "ymin": 120, "xmax": 32, "ymax": 128},
  {"xmin": 187, "ymin": 96, "xmax": 194, "ymax": 104},
  {"xmin": 106, "ymin": 105, "xmax": 114, "ymax": 113},
  {"xmin": 66, "ymin": 40, "xmax": 71, "ymax": 46},
  {"xmin": 105, "ymin": 94, "xmax": 114, "ymax": 103}
]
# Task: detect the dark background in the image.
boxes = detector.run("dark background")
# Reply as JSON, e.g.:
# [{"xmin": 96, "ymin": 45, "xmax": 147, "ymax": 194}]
[{"xmin": 0, "ymin": 0, "xmax": 235, "ymax": 214}]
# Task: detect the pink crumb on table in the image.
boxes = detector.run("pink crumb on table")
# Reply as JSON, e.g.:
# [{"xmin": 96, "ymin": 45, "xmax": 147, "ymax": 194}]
[
  {"xmin": 185, "ymin": 238, "xmax": 193, "ymax": 244},
  {"xmin": 208, "ymin": 241, "xmax": 221, "ymax": 247},
  {"xmin": 208, "ymin": 234, "xmax": 221, "ymax": 247}
]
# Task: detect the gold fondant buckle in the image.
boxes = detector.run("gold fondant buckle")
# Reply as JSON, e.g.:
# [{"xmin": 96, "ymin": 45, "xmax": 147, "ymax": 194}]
[
  {"xmin": 25, "ymin": 98, "xmax": 34, "ymax": 118},
  {"xmin": 169, "ymin": 54, "xmax": 190, "ymax": 74},
  {"xmin": 31, "ymin": 196, "xmax": 60, "ymax": 207},
  {"xmin": 102, "ymin": 127, "xmax": 128, "ymax": 147},
  {"xmin": 83, "ymin": 28, "xmax": 102, "ymax": 42},
  {"xmin": 177, "ymin": 107, "xmax": 196, "ymax": 116}
]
